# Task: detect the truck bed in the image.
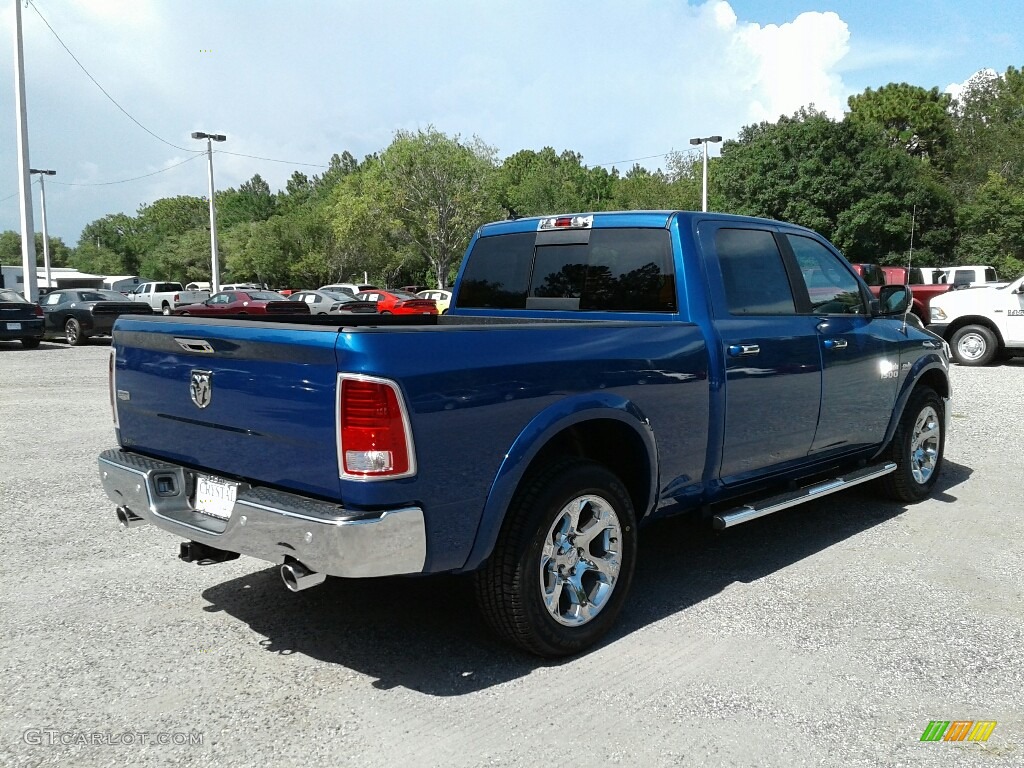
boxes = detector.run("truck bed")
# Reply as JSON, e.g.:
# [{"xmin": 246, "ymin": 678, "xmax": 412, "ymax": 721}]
[{"xmin": 110, "ymin": 313, "xmax": 711, "ymax": 572}]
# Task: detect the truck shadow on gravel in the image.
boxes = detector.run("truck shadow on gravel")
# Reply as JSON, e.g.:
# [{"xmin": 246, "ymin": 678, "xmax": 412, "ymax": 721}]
[{"xmin": 200, "ymin": 459, "xmax": 971, "ymax": 696}]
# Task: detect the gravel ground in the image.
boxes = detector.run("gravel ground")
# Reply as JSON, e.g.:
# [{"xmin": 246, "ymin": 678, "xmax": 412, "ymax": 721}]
[{"xmin": 1, "ymin": 340, "xmax": 1022, "ymax": 768}]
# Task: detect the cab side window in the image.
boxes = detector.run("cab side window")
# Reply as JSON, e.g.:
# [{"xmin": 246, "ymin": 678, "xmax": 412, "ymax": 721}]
[
  {"xmin": 787, "ymin": 235, "xmax": 865, "ymax": 315},
  {"xmin": 715, "ymin": 228, "xmax": 796, "ymax": 315}
]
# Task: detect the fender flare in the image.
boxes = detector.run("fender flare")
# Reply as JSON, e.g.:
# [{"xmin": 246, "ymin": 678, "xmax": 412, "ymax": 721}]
[
  {"xmin": 459, "ymin": 392, "xmax": 658, "ymax": 573},
  {"xmin": 872, "ymin": 356, "xmax": 950, "ymax": 460}
]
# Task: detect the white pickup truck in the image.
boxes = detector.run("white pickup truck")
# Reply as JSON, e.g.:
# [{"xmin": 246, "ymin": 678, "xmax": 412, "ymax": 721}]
[
  {"xmin": 929, "ymin": 273, "xmax": 1024, "ymax": 365},
  {"xmin": 128, "ymin": 282, "xmax": 210, "ymax": 315}
]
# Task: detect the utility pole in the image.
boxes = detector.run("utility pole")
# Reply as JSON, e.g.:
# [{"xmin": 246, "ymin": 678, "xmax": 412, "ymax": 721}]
[
  {"xmin": 30, "ymin": 169, "xmax": 56, "ymax": 290},
  {"xmin": 191, "ymin": 132, "xmax": 226, "ymax": 293},
  {"xmin": 14, "ymin": 0, "xmax": 38, "ymax": 300},
  {"xmin": 689, "ymin": 135, "xmax": 723, "ymax": 212}
]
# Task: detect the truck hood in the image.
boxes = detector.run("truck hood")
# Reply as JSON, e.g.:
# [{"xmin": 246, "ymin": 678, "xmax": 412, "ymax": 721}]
[{"xmin": 931, "ymin": 283, "xmax": 1005, "ymax": 311}]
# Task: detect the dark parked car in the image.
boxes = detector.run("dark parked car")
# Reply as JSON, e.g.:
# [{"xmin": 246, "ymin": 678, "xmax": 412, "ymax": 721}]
[
  {"xmin": 173, "ymin": 290, "xmax": 310, "ymax": 316},
  {"xmin": 288, "ymin": 290, "xmax": 379, "ymax": 315},
  {"xmin": 0, "ymin": 288, "xmax": 45, "ymax": 348},
  {"xmin": 40, "ymin": 289, "xmax": 153, "ymax": 346}
]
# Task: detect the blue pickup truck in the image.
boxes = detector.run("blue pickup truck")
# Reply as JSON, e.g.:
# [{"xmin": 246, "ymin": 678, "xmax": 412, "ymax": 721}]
[{"xmin": 98, "ymin": 211, "xmax": 951, "ymax": 656}]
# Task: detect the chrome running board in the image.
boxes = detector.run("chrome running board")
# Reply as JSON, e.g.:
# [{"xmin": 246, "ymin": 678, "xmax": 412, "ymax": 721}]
[{"xmin": 713, "ymin": 462, "xmax": 897, "ymax": 530}]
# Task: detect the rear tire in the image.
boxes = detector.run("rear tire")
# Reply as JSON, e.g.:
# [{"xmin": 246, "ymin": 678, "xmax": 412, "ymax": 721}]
[
  {"xmin": 65, "ymin": 318, "xmax": 85, "ymax": 346},
  {"xmin": 878, "ymin": 386, "xmax": 944, "ymax": 503},
  {"xmin": 20, "ymin": 338, "xmax": 41, "ymax": 349},
  {"xmin": 950, "ymin": 324, "xmax": 997, "ymax": 366},
  {"xmin": 161, "ymin": 303, "xmax": 171, "ymax": 316},
  {"xmin": 474, "ymin": 458, "xmax": 637, "ymax": 657}
]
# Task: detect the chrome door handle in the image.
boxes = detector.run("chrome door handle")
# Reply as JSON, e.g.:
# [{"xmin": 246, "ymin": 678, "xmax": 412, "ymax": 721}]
[
  {"xmin": 823, "ymin": 338, "xmax": 848, "ymax": 350},
  {"xmin": 727, "ymin": 344, "xmax": 760, "ymax": 357}
]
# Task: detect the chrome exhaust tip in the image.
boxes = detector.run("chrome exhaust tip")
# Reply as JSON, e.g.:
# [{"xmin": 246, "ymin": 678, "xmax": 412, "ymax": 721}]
[
  {"xmin": 280, "ymin": 561, "xmax": 326, "ymax": 592},
  {"xmin": 115, "ymin": 505, "xmax": 146, "ymax": 530}
]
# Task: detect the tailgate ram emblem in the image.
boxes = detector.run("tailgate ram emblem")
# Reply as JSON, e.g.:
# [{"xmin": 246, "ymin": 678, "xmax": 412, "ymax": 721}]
[{"xmin": 190, "ymin": 370, "xmax": 213, "ymax": 409}]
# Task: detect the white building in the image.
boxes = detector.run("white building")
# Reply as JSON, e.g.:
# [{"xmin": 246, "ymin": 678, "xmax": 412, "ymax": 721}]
[{"xmin": 1, "ymin": 265, "xmax": 105, "ymax": 294}]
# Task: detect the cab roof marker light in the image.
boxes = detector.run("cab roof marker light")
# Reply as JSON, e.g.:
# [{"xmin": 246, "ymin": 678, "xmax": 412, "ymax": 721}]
[{"xmin": 538, "ymin": 215, "xmax": 593, "ymax": 231}]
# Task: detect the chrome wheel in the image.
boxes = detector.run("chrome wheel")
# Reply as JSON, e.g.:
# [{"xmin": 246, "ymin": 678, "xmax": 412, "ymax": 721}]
[
  {"xmin": 539, "ymin": 493, "xmax": 622, "ymax": 627},
  {"xmin": 956, "ymin": 332, "xmax": 986, "ymax": 362},
  {"xmin": 65, "ymin": 318, "xmax": 81, "ymax": 345},
  {"xmin": 910, "ymin": 405, "xmax": 940, "ymax": 484}
]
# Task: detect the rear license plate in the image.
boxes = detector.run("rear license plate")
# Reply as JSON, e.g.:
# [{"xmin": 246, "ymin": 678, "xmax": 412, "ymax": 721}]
[
  {"xmin": 6, "ymin": 322, "xmax": 22, "ymax": 330},
  {"xmin": 194, "ymin": 476, "xmax": 238, "ymax": 519}
]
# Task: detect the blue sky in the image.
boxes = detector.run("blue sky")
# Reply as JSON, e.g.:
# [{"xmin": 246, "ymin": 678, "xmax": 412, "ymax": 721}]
[{"xmin": 1, "ymin": 0, "xmax": 1021, "ymax": 245}]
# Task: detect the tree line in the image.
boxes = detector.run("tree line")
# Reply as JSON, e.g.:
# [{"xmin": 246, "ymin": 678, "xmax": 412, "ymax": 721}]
[{"xmin": 3, "ymin": 66, "xmax": 1021, "ymax": 289}]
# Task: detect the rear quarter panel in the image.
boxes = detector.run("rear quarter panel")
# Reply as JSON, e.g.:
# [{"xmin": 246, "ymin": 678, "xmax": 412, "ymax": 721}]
[{"xmin": 334, "ymin": 321, "xmax": 710, "ymax": 572}]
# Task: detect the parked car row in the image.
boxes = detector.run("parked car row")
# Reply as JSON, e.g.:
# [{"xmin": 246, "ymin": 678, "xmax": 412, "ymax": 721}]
[
  {"xmin": 2, "ymin": 277, "xmax": 498, "ymax": 352},
  {"xmin": 1, "ymin": 288, "xmax": 155, "ymax": 348}
]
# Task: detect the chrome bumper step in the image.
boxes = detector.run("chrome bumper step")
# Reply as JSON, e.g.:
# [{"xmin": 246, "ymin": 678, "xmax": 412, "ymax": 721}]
[{"xmin": 713, "ymin": 462, "xmax": 897, "ymax": 530}]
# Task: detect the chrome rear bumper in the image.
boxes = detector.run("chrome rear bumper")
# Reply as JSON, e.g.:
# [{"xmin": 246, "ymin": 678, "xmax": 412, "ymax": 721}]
[{"xmin": 98, "ymin": 449, "xmax": 426, "ymax": 578}]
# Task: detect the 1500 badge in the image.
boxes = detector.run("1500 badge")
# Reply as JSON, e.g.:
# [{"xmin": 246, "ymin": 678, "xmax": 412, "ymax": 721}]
[{"xmin": 1009, "ymin": 309, "xmax": 1024, "ymax": 316}]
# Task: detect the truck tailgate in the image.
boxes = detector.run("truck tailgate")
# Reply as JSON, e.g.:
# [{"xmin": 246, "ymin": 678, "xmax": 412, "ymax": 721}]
[{"xmin": 112, "ymin": 316, "xmax": 343, "ymax": 499}]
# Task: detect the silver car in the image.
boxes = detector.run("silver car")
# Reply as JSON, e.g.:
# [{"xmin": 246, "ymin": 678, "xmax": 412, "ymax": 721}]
[{"xmin": 288, "ymin": 290, "xmax": 378, "ymax": 315}]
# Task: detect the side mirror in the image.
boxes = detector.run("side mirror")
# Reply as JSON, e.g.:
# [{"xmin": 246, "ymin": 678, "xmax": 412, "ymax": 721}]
[{"xmin": 876, "ymin": 285, "xmax": 911, "ymax": 316}]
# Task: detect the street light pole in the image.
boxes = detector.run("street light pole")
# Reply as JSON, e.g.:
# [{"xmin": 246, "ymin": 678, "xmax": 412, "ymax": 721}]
[
  {"xmin": 689, "ymin": 135, "xmax": 723, "ymax": 212},
  {"xmin": 30, "ymin": 169, "xmax": 56, "ymax": 291},
  {"xmin": 14, "ymin": 0, "xmax": 38, "ymax": 301},
  {"xmin": 191, "ymin": 131, "xmax": 227, "ymax": 293}
]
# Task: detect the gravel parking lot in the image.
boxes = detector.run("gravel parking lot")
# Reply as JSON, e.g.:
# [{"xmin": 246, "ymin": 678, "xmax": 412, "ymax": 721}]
[{"xmin": 1, "ymin": 340, "xmax": 1022, "ymax": 767}]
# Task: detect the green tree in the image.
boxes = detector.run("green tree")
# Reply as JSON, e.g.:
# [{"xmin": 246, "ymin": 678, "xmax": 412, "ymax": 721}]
[
  {"xmin": 221, "ymin": 218, "xmax": 293, "ymax": 287},
  {"xmin": 495, "ymin": 147, "xmax": 599, "ymax": 217},
  {"xmin": 715, "ymin": 108, "xmax": 955, "ymax": 261},
  {"xmin": 311, "ymin": 151, "xmax": 360, "ymax": 202},
  {"xmin": 949, "ymin": 66, "xmax": 1024, "ymax": 194},
  {"xmin": 330, "ymin": 160, "xmax": 421, "ymax": 287},
  {"xmin": 217, "ymin": 174, "xmax": 277, "ymax": 229},
  {"xmin": 955, "ymin": 172, "xmax": 1024, "ymax": 278},
  {"xmin": 847, "ymin": 83, "xmax": 953, "ymax": 165},
  {"xmin": 139, "ymin": 228, "xmax": 214, "ymax": 283},
  {"xmin": 72, "ymin": 213, "xmax": 144, "ymax": 274},
  {"xmin": 1, "ymin": 231, "xmax": 71, "ymax": 268},
  {"xmin": 368, "ymin": 128, "xmax": 501, "ymax": 288}
]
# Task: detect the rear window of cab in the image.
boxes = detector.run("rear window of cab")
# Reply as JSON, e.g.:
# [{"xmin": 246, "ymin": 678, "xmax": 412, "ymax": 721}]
[{"xmin": 456, "ymin": 228, "xmax": 676, "ymax": 312}]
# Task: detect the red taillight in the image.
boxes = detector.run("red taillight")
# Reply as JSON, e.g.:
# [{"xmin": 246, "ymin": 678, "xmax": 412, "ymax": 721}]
[
  {"xmin": 338, "ymin": 375, "xmax": 415, "ymax": 479},
  {"xmin": 34, "ymin": 305, "xmax": 43, "ymax": 318},
  {"xmin": 173, "ymin": 293, "xmax": 180, "ymax": 301}
]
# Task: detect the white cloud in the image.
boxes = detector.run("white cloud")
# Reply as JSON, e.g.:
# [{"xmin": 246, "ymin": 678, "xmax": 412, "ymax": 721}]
[
  {"xmin": 727, "ymin": 8, "xmax": 851, "ymax": 121},
  {"xmin": 2, "ymin": 0, "xmax": 859, "ymax": 241}
]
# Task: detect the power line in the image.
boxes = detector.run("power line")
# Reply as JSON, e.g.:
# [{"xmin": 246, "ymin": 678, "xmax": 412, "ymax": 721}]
[
  {"xmin": 1, "ymin": 178, "xmax": 39, "ymax": 204},
  {"xmin": 27, "ymin": 0, "xmax": 202, "ymax": 155},
  {"xmin": 49, "ymin": 154, "xmax": 206, "ymax": 187},
  {"xmin": 588, "ymin": 149, "xmax": 701, "ymax": 169},
  {"xmin": 214, "ymin": 150, "xmax": 328, "ymax": 169}
]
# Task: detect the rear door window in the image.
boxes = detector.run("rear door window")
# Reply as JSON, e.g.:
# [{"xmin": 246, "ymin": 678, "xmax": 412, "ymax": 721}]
[{"xmin": 714, "ymin": 228, "xmax": 796, "ymax": 315}]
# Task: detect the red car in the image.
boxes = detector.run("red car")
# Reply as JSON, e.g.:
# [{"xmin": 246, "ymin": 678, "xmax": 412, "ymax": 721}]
[
  {"xmin": 174, "ymin": 290, "xmax": 310, "ymax": 316},
  {"xmin": 354, "ymin": 289, "xmax": 438, "ymax": 315}
]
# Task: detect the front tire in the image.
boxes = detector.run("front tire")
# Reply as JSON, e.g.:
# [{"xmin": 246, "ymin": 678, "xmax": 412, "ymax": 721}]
[
  {"xmin": 65, "ymin": 318, "xmax": 85, "ymax": 346},
  {"xmin": 474, "ymin": 458, "xmax": 638, "ymax": 657},
  {"xmin": 950, "ymin": 324, "xmax": 997, "ymax": 366},
  {"xmin": 878, "ymin": 386, "xmax": 944, "ymax": 503}
]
